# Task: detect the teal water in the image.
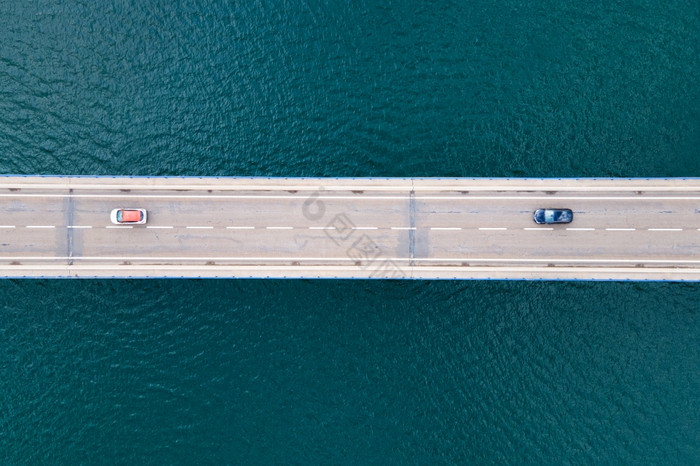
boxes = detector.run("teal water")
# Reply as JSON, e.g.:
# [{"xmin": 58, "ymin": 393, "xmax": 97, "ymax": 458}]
[{"xmin": 0, "ymin": 1, "xmax": 698, "ymax": 463}]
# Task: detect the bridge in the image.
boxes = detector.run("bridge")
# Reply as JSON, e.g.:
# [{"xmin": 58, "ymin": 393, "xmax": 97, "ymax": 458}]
[{"xmin": 1, "ymin": 175, "xmax": 699, "ymax": 280}]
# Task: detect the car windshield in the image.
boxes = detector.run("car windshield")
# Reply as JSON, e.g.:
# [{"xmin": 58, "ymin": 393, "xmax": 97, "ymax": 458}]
[{"xmin": 116, "ymin": 210, "xmax": 123, "ymax": 222}]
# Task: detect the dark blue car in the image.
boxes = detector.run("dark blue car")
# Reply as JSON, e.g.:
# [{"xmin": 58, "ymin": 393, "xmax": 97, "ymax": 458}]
[{"xmin": 533, "ymin": 208, "xmax": 573, "ymax": 224}]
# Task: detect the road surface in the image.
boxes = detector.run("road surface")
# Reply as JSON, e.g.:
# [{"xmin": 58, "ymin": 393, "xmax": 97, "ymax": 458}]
[{"xmin": 1, "ymin": 176, "xmax": 699, "ymax": 280}]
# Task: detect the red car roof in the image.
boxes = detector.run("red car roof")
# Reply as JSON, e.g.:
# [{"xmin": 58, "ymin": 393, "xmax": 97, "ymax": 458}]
[{"xmin": 121, "ymin": 210, "xmax": 142, "ymax": 222}]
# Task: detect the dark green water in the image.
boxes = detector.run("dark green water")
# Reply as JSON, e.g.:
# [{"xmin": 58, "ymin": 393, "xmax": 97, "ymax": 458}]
[{"xmin": 0, "ymin": 1, "xmax": 698, "ymax": 463}]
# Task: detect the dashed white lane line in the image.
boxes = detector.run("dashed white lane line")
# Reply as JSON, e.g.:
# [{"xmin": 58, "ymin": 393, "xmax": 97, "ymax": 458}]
[
  {"xmin": 226, "ymin": 226, "xmax": 255, "ymax": 230},
  {"xmin": 308, "ymin": 226, "xmax": 335, "ymax": 230},
  {"xmin": 0, "ymin": 225, "xmax": 16, "ymax": 228},
  {"xmin": 606, "ymin": 228, "xmax": 636, "ymax": 231},
  {"xmin": 67, "ymin": 225, "xmax": 92, "ymax": 229},
  {"xmin": 524, "ymin": 227, "xmax": 553, "ymax": 231},
  {"xmin": 567, "ymin": 228, "xmax": 595, "ymax": 231},
  {"xmin": 266, "ymin": 226, "xmax": 294, "ymax": 230},
  {"xmin": 106, "ymin": 225, "xmax": 133, "ymax": 229},
  {"xmin": 186, "ymin": 226, "xmax": 214, "ymax": 229},
  {"xmin": 26, "ymin": 225, "xmax": 55, "ymax": 229},
  {"xmin": 391, "ymin": 227, "xmax": 416, "ymax": 230},
  {"xmin": 479, "ymin": 227, "xmax": 507, "ymax": 231},
  {"xmin": 352, "ymin": 226, "xmax": 378, "ymax": 230},
  {"xmin": 147, "ymin": 226, "xmax": 174, "ymax": 229},
  {"xmin": 648, "ymin": 228, "xmax": 683, "ymax": 231},
  {"xmin": 430, "ymin": 227, "xmax": 462, "ymax": 231}
]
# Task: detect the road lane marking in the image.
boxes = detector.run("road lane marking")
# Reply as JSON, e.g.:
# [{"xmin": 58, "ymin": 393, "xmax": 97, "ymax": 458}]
[
  {"xmin": 417, "ymin": 195, "xmax": 700, "ymax": 201},
  {"xmin": 9, "ymin": 256, "xmax": 700, "ymax": 264},
  {"xmin": 4, "ymin": 181, "xmax": 700, "ymax": 193},
  {"xmin": 0, "ymin": 193, "xmax": 405, "ymax": 200},
  {"xmin": 4, "ymin": 266, "xmax": 700, "ymax": 279},
  {"xmin": 3, "ymin": 265, "xmax": 700, "ymax": 279},
  {"xmin": 13, "ymin": 226, "xmax": 686, "ymax": 233},
  {"xmin": 4, "ymin": 193, "xmax": 700, "ymax": 201}
]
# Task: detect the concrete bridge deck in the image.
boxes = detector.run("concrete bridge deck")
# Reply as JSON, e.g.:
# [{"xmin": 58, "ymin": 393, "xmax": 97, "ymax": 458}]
[{"xmin": 1, "ymin": 176, "xmax": 699, "ymax": 280}]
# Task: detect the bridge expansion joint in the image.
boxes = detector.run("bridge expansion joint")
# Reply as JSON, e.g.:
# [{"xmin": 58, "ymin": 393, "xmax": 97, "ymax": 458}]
[
  {"xmin": 66, "ymin": 188, "xmax": 74, "ymax": 266},
  {"xmin": 408, "ymin": 180, "xmax": 416, "ymax": 271}
]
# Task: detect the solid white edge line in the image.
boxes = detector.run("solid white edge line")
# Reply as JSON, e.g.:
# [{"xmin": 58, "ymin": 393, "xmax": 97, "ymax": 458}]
[
  {"xmin": 4, "ymin": 181, "xmax": 700, "ymax": 192},
  {"xmin": 4, "ymin": 193, "xmax": 700, "ymax": 201},
  {"xmin": 7, "ymin": 256, "xmax": 700, "ymax": 264},
  {"xmin": 3, "ymin": 266, "xmax": 700, "ymax": 278}
]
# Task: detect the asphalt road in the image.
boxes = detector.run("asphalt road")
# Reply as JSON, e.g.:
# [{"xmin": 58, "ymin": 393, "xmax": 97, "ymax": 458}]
[{"xmin": 1, "ymin": 176, "xmax": 699, "ymax": 280}]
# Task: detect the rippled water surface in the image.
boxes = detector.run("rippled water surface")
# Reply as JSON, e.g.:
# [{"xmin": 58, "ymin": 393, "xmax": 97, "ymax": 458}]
[{"xmin": 0, "ymin": 1, "xmax": 698, "ymax": 463}]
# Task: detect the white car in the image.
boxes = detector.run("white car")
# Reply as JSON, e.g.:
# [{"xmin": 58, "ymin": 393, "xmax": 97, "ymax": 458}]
[{"xmin": 110, "ymin": 208, "xmax": 147, "ymax": 225}]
